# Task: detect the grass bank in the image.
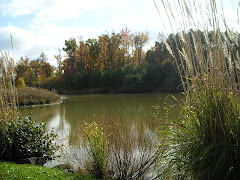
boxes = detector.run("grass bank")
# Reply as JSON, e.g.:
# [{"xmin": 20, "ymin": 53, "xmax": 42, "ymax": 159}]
[
  {"xmin": 0, "ymin": 161, "xmax": 95, "ymax": 180},
  {"xmin": 17, "ymin": 87, "xmax": 61, "ymax": 106}
]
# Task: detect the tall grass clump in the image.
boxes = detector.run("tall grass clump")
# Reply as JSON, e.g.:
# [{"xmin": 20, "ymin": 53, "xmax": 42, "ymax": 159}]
[
  {"xmin": 83, "ymin": 122, "xmax": 107, "ymax": 179},
  {"xmin": 0, "ymin": 50, "xmax": 17, "ymax": 120},
  {"xmin": 0, "ymin": 50, "xmax": 18, "ymax": 160},
  {"xmin": 154, "ymin": 0, "xmax": 240, "ymax": 179},
  {"xmin": 77, "ymin": 119, "xmax": 160, "ymax": 179}
]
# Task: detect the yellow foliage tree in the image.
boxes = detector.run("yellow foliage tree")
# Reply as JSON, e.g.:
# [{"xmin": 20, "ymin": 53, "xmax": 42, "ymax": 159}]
[{"xmin": 16, "ymin": 77, "xmax": 26, "ymax": 88}]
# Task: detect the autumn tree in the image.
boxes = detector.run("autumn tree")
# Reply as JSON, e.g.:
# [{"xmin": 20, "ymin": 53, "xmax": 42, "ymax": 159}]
[
  {"xmin": 30, "ymin": 53, "xmax": 54, "ymax": 86},
  {"xmin": 120, "ymin": 27, "xmax": 133, "ymax": 67},
  {"xmin": 85, "ymin": 38, "xmax": 100, "ymax": 71},
  {"xmin": 106, "ymin": 32, "xmax": 122, "ymax": 69},
  {"xmin": 15, "ymin": 56, "xmax": 36, "ymax": 86},
  {"xmin": 98, "ymin": 34, "xmax": 109, "ymax": 70},
  {"xmin": 75, "ymin": 40, "xmax": 87, "ymax": 73},
  {"xmin": 16, "ymin": 77, "xmax": 26, "ymax": 88},
  {"xmin": 133, "ymin": 32, "xmax": 149, "ymax": 66}
]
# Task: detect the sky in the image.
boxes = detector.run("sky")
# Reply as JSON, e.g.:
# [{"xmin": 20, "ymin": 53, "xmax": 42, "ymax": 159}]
[{"xmin": 0, "ymin": 0, "xmax": 238, "ymax": 66}]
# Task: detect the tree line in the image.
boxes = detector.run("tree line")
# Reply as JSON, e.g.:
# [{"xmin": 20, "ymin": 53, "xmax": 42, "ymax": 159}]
[{"xmin": 15, "ymin": 28, "xmax": 187, "ymax": 93}]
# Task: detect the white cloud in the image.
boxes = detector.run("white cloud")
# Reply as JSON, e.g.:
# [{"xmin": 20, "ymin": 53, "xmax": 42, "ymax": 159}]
[
  {"xmin": 1, "ymin": 0, "xmax": 236, "ymax": 67},
  {"xmin": 33, "ymin": 0, "xmax": 129, "ymax": 24},
  {"xmin": 0, "ymin": 23, "xmax": 108, "ymax": 66},
  {"xmin": 0, "ymin": 0, "xmax": 48, "ymax": 17}
]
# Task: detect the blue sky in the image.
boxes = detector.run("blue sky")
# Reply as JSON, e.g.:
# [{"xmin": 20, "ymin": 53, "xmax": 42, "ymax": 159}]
[{"xmin": 0, "ymin": 0, "xmax": 238, "ymax": 66}]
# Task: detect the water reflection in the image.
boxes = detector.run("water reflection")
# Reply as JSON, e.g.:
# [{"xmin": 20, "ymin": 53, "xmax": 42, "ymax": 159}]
[{"xmin": 19, "ymin": 93, "xmax": 182, "ymax": 145}]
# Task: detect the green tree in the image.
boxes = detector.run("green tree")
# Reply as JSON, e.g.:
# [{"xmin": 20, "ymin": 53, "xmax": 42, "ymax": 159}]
[
  {"xmin": 133, "ymin": 32, "xmax": 149, "ymax": 66},
  {"xmin": 62, "ymin": 38, "xmax": 77, "ymax": 76},
  {"xmin": 15, "ymin": 57, "xmax": 36, "ymax": 86}
]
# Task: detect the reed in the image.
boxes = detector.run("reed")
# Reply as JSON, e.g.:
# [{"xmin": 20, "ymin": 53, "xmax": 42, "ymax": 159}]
[
  {"xmin": 83, "ymin": 122, "xmax": 107, "ymax": 179},
  {"xmin": 78, "ymin": 118, "xmax": 160, "ymax": 179},
  {"xmin": 0, "ymin": 50, "xmax": 17, "ymax": 161},
  {"xmin": 154, "ymin": 0, "xmax": 240, "ymax": 179},
  {"xmin": 0, "ymin": 50, "xmax": 17, "ymax": 120}
]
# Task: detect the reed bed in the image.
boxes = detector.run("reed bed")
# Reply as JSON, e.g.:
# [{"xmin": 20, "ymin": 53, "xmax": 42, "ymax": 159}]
[
  {"xmin": 154, "ymin": 0, "xmax": 240, "ymax": 179},
  {"xmin": 17, "ymin": 87, "xmax": 60, "ymax": 106}
]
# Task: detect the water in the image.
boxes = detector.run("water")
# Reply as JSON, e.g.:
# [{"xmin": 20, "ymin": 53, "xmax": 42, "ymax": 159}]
[
  {"xmin": 19, "ymin": 93, "xmax": 182, "ymax": 176},
  {"xmin": 19, "ymin": 93, "xmax": 182, "ymax": 145}
]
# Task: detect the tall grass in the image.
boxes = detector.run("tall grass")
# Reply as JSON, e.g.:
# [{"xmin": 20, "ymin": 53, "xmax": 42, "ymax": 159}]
[
  {"xmin": 0, "ymin": 50, "xmax": 17, "ymax": 120},
  {"xmin": 0, "ymin": 50, "xmax": 17, "ymax": 161},
  {"xmin": 73, "ymin": 118, "xmax": 160, "ymax": 179},
  {"xmin": 83, "ymin": 122, "xmax": 107, "ymax": 179},
  {"xmin": 154, "ymin": 0, "xmax": 240, "ymax": 179}
]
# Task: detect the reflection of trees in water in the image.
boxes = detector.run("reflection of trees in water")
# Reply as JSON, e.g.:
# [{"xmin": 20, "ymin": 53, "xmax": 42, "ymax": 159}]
[
  {"xmin": 19, "ymin": 94, "xmax": 183, "ymax": 145},
  {"xmin": 19, "ymin": 104, "xmax": 59, "ymax": 123},
  {"xmin": 48, "ymin": 104, "xmax": 70, "ymax": 143}
]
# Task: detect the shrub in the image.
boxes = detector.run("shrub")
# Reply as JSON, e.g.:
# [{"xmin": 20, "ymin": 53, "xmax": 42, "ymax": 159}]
[{"xmin": 0, "ymin": 116, "xmax": 58, "ymax": 163}]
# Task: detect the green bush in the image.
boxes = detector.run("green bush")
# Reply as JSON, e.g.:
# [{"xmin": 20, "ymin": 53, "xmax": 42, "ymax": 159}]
[{"xmin": 0, "ymin": 116, "xmax": 58, "ymax": 163}]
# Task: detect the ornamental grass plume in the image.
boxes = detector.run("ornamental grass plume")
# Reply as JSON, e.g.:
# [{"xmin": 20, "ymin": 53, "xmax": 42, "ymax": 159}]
[
  {"xmin": 154, "ymin": 0, "xmax": 240, "ymax": 179},
  {"xmin": 0, "ymin": 50, "xmax": 17, "ymax": 121}
]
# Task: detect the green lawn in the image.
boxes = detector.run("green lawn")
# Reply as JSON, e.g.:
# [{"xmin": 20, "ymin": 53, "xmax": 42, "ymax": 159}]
[{"xmin": 0, "ymin": 162, "xmax": 95, "ymax": 180}]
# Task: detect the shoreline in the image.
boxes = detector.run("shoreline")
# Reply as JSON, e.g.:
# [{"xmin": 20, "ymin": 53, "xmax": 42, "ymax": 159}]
[
  {"xmin": 18, "ymin": 99, "xmax": 63, "ymax": 108},
  {"xmin": 60, "ymin": 87, "xmax": 181, "ymax": 95}
]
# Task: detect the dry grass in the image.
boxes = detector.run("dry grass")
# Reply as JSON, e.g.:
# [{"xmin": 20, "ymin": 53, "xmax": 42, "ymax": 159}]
[
  {"xmin": 17, "ymin": 87, "xmax": 60, "ymax": 106},
  {"xmin": 106, "ymin": 121, "xmax": 158, "ymax": 180},
  {"xmin": 0, "ymin": 49, "xmax": 18, "ymax": 163},
  {"xmin": 0, "ymin": 50, "xmax": 17, "ymax": 120}
]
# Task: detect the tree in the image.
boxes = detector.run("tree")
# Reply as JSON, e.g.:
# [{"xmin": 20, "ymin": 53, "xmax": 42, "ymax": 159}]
[
  {"xmin": 133, "ymin": 32, "xmax": 149, "ymax": 66},
  {"xmin": 54, "ymin": 48, "xmax": 63, "ymax": 76},
  {"xmin": 85, "ymin": 38, "xmax": 100, "ymax": 71},
  {"xmin": 75, "ymin": 40, "xmax": 87, "ymax": 73},
  {"xmin": 29, "ymin": 53, "xmax": 54, "ymax": 86},
  {"xmin": 145, "ymin": 48, "xmax": 155, "ymax": 64},
  {"xmin": 15, "ymin": 56, "xmax": 36, "ymax": 86},
  {"xmin": 107, "ymin": 32, "xmax": 121, "ymax": 69},
  {"xmin": 98, "ymin": 34, "xmax": 109, "ymax": 70},
  {"xmin": 62, "ymin": 38, "xmax": 77, "ymax": 76},
  {"xmin": 16, "ymin": 77, "xmax": 26, "ymax": 88},
  {"xmin": 120, "ymin": 27, "xmax": 133, "ymax": 67},
  {"xmin": 39, "ymin": 52, "xmax": 48, "ymax": 62}
]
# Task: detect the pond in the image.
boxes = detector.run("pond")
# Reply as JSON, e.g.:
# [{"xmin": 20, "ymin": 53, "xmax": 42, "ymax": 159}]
[{"xmin": 19, "ymin": 93, "xmax": 182, "ymax": 145}]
